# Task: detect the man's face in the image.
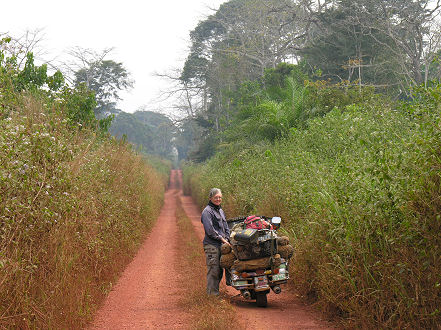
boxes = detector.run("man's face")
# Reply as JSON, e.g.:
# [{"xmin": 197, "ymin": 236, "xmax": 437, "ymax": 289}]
[{"xmin": 210, "ymin": 193, "xmax": 222, "ymax": 206}]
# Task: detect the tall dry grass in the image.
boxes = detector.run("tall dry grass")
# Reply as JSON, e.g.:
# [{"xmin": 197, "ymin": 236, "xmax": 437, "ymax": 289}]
[
  {"xmin": 0, "ymin": 96, "xmax": 169, "ymax": 328},
  {"xmin": 182, "ymin": 94, "xmax": 441, "ymax": 328}
]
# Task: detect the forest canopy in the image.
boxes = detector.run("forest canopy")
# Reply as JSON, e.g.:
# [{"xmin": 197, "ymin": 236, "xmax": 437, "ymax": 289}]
[
  {"xmin": 179, "ymin": 1, "xmax": 441, "ymax": 328},
  {"xmin": 174, "ymin": 0, "xmax": 441, "ymax": 161}
]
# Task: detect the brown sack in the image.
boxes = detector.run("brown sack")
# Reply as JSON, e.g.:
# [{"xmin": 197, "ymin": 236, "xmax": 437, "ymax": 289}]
[
  {"xmin": 221, "ymin": 243, "xmax": 232, "ymax": 255},
  {"xmin": 273, "ymin": 254, "xmax": 282, "ymax": 268},
  {"xmin": 278, "ymin": 244, "xmax": 294, "ymax": 260},
  {"xmin": 277, "ymin": 236, "xmax": 290, "ymax": 246},
  {"xmin": 233, "ymin": 254, "xmax": 281, "ymax": 272},
  {"xmin": 220, "ymin": 252, "xmax": 236, "ymax": 269}
]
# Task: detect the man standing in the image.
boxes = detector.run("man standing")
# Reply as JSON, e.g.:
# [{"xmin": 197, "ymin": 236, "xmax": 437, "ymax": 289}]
[{"xmin": 201, "ymin": 188, "xmax": 231, "ymax": 295}]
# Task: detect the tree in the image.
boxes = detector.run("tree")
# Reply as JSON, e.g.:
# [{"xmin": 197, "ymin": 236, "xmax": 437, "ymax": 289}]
[
  {"xmin": 181, "ymin": 0, "xmax": 310, "ymax": 130},
  {"xmin": 0, "ymin": 36, "xmax": 104, "ymax": 130},
  {"xmin": 69, "ymin": 47, "xmax": 133, "ymax": 115},
  {"xmin": 0, "ymin": 29, "xmax": 49, "ymax": 69},
  {"xmin": 174, "ymin": 117, "xmax": 199, "ymax": 161},
  {"xmin": 176, "ymin": 0, "xmax": 318, "ymax": 161},
  {"xmin": 300, "ymin": 0, "xmax": 441, "ymax": 94},
  {"xmin": 109, "ymin": 110, "xmax": 176, "ymax": 159},
  {"xmin": 366, "ymin": 0, "xmax": 441, "ymax": 89},
  {"xmin": 0, "ymin": 33, "xmax": 65, "ymax": 94},
  {"xmin": 133, "ymin": 110, "xmax": 175, "ymax": 158}
]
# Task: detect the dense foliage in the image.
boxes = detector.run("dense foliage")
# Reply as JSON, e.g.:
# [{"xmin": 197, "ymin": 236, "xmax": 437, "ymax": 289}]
[
  {"xmin": 180, "ymin": 4, "xmax": 441, "ymax": 325},
  {"xmin": 178, "ymin": 2, "xmax": 441, "ymax": 323},
  {"xmin": 0, "ymin": 37, "xmax": 170, "ymax": 328},
  {"xmin": 183, "ymin": 85, "xmax": 441, "ymax": 327},
  {"xmin": 109, "ymin": 110, "xmax": 176, "ymax": 161},
  {"xmin": 176, "ymin": 0, "xmax": 441, "ymax": 162}
]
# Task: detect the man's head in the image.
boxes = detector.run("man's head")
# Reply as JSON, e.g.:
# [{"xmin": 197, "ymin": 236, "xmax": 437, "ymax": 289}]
[{"xmin": 209, "ymin": 188, "xmax": 222, "ymax": 206}]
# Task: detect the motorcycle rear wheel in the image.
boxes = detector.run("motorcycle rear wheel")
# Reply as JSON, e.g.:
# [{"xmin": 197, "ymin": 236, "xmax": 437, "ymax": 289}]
[{"xmin": 255, "ymin": 291, "xmax": 268, "ymax": 307}]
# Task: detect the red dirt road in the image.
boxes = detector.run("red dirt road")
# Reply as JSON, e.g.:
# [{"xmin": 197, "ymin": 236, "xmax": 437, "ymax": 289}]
[
  {"xmin": 89, "ymin": 172, "xmax": 189, "ymax": 329},
  {"xmin": 89, "ymin": 170, "xmax": 335, "ymax": 329}
]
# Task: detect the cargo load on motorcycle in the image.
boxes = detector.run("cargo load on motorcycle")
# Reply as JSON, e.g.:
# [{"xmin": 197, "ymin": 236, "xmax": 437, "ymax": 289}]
[{"xmin": 220, "ymin": 215, "xmax": 294, "ymax": 307}]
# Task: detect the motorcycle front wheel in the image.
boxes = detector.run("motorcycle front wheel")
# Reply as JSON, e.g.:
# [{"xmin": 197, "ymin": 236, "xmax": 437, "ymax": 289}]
[{"xmin": 255, "ymin": 291, "xmax": 268, "ymax": 307}]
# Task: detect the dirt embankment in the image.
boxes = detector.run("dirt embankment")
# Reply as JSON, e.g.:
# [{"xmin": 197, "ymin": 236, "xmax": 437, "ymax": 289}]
[{"xmin": 89, "ymin": 170, "xmax": 335, "ymax": 329}]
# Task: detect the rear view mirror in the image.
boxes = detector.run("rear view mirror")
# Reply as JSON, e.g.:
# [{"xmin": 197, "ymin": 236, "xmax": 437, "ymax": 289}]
[{"xmin": 271, "ymin": 217, "xmax": 281, "ymax": 229}]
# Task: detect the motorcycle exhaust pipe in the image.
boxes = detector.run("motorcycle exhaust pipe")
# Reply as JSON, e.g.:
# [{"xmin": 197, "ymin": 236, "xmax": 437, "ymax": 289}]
[
  {"xmin": 272, "ymin": 286, "xmax": 282, "ymax": 294},
  {"xmin": 241, "ymin": 290, "xmax": 251, "ymax": 299}
]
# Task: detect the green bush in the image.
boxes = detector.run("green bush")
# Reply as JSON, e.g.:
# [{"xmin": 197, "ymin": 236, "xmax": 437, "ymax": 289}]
[
  {"xmin": 0, "ymin": 37, "xmax": 110, "ymax": 132},
  {"xmin": 0, "ymin": 96, "xmax": 167, "ymax": 328},
  {"xmin": 0, "ymin": 38, "xmax": 169, "ymax": 327},
  {"xmin": 223, "ymin": 64, "xmax": 374, "ymax": 146},
  {"xmin": 183, "ymin": 89, "xmax": 441, "ymax": 328}
]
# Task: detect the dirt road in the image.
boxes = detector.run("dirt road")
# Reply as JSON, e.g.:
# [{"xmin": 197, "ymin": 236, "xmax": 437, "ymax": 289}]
[
  {"xmin": 89, "ymin": 170, "xmax": 334, "ymax": 329},
  {"xmin": 89, "ymin": 172, "xmax": 189, "ymax": 329}
]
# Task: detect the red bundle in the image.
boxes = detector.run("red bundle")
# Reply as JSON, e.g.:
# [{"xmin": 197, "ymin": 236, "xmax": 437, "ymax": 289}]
[{"xmin": 244, "ymin": 215, "xmax": 271, "ymax": 230}]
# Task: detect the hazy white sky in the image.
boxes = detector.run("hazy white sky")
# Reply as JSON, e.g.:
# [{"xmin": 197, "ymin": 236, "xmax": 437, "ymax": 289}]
[{"xmin": 1, "ymin": 0, "xmax": 225, "ymax": 115}]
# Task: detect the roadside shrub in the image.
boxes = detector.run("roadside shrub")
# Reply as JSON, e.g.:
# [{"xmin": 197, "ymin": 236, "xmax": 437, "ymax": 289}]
[
  {"xmin": 0, "ymin": 37, "xmax": 169, "ymax": 328},
  {"xmin": 0, "ymin": 96, "xmax": 167, "ymax": 328},
  {"xmin": 145, "ymin": 154, "xmax": 173, "ymax": 184},
  {"xmin": 183, "ymin": 90, "xmax": 441, "ymax": 328}
]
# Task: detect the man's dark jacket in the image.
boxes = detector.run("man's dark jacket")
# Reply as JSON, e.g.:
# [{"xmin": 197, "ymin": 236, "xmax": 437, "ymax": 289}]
[{"xmin": 201, "ymin": 201, "xmax": 230, "ymax": 247}]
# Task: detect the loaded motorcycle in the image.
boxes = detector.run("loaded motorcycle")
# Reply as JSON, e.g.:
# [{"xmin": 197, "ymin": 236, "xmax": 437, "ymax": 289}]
[{"xmin": 222, "ymin": 216, "xmax": 292, "ymax": 307}]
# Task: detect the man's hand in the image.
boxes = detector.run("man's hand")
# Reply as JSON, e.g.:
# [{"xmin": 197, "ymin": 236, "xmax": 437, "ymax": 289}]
[{"xmin": 221, "ymin": 237, "xmax": 230, "ymax": 245}]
